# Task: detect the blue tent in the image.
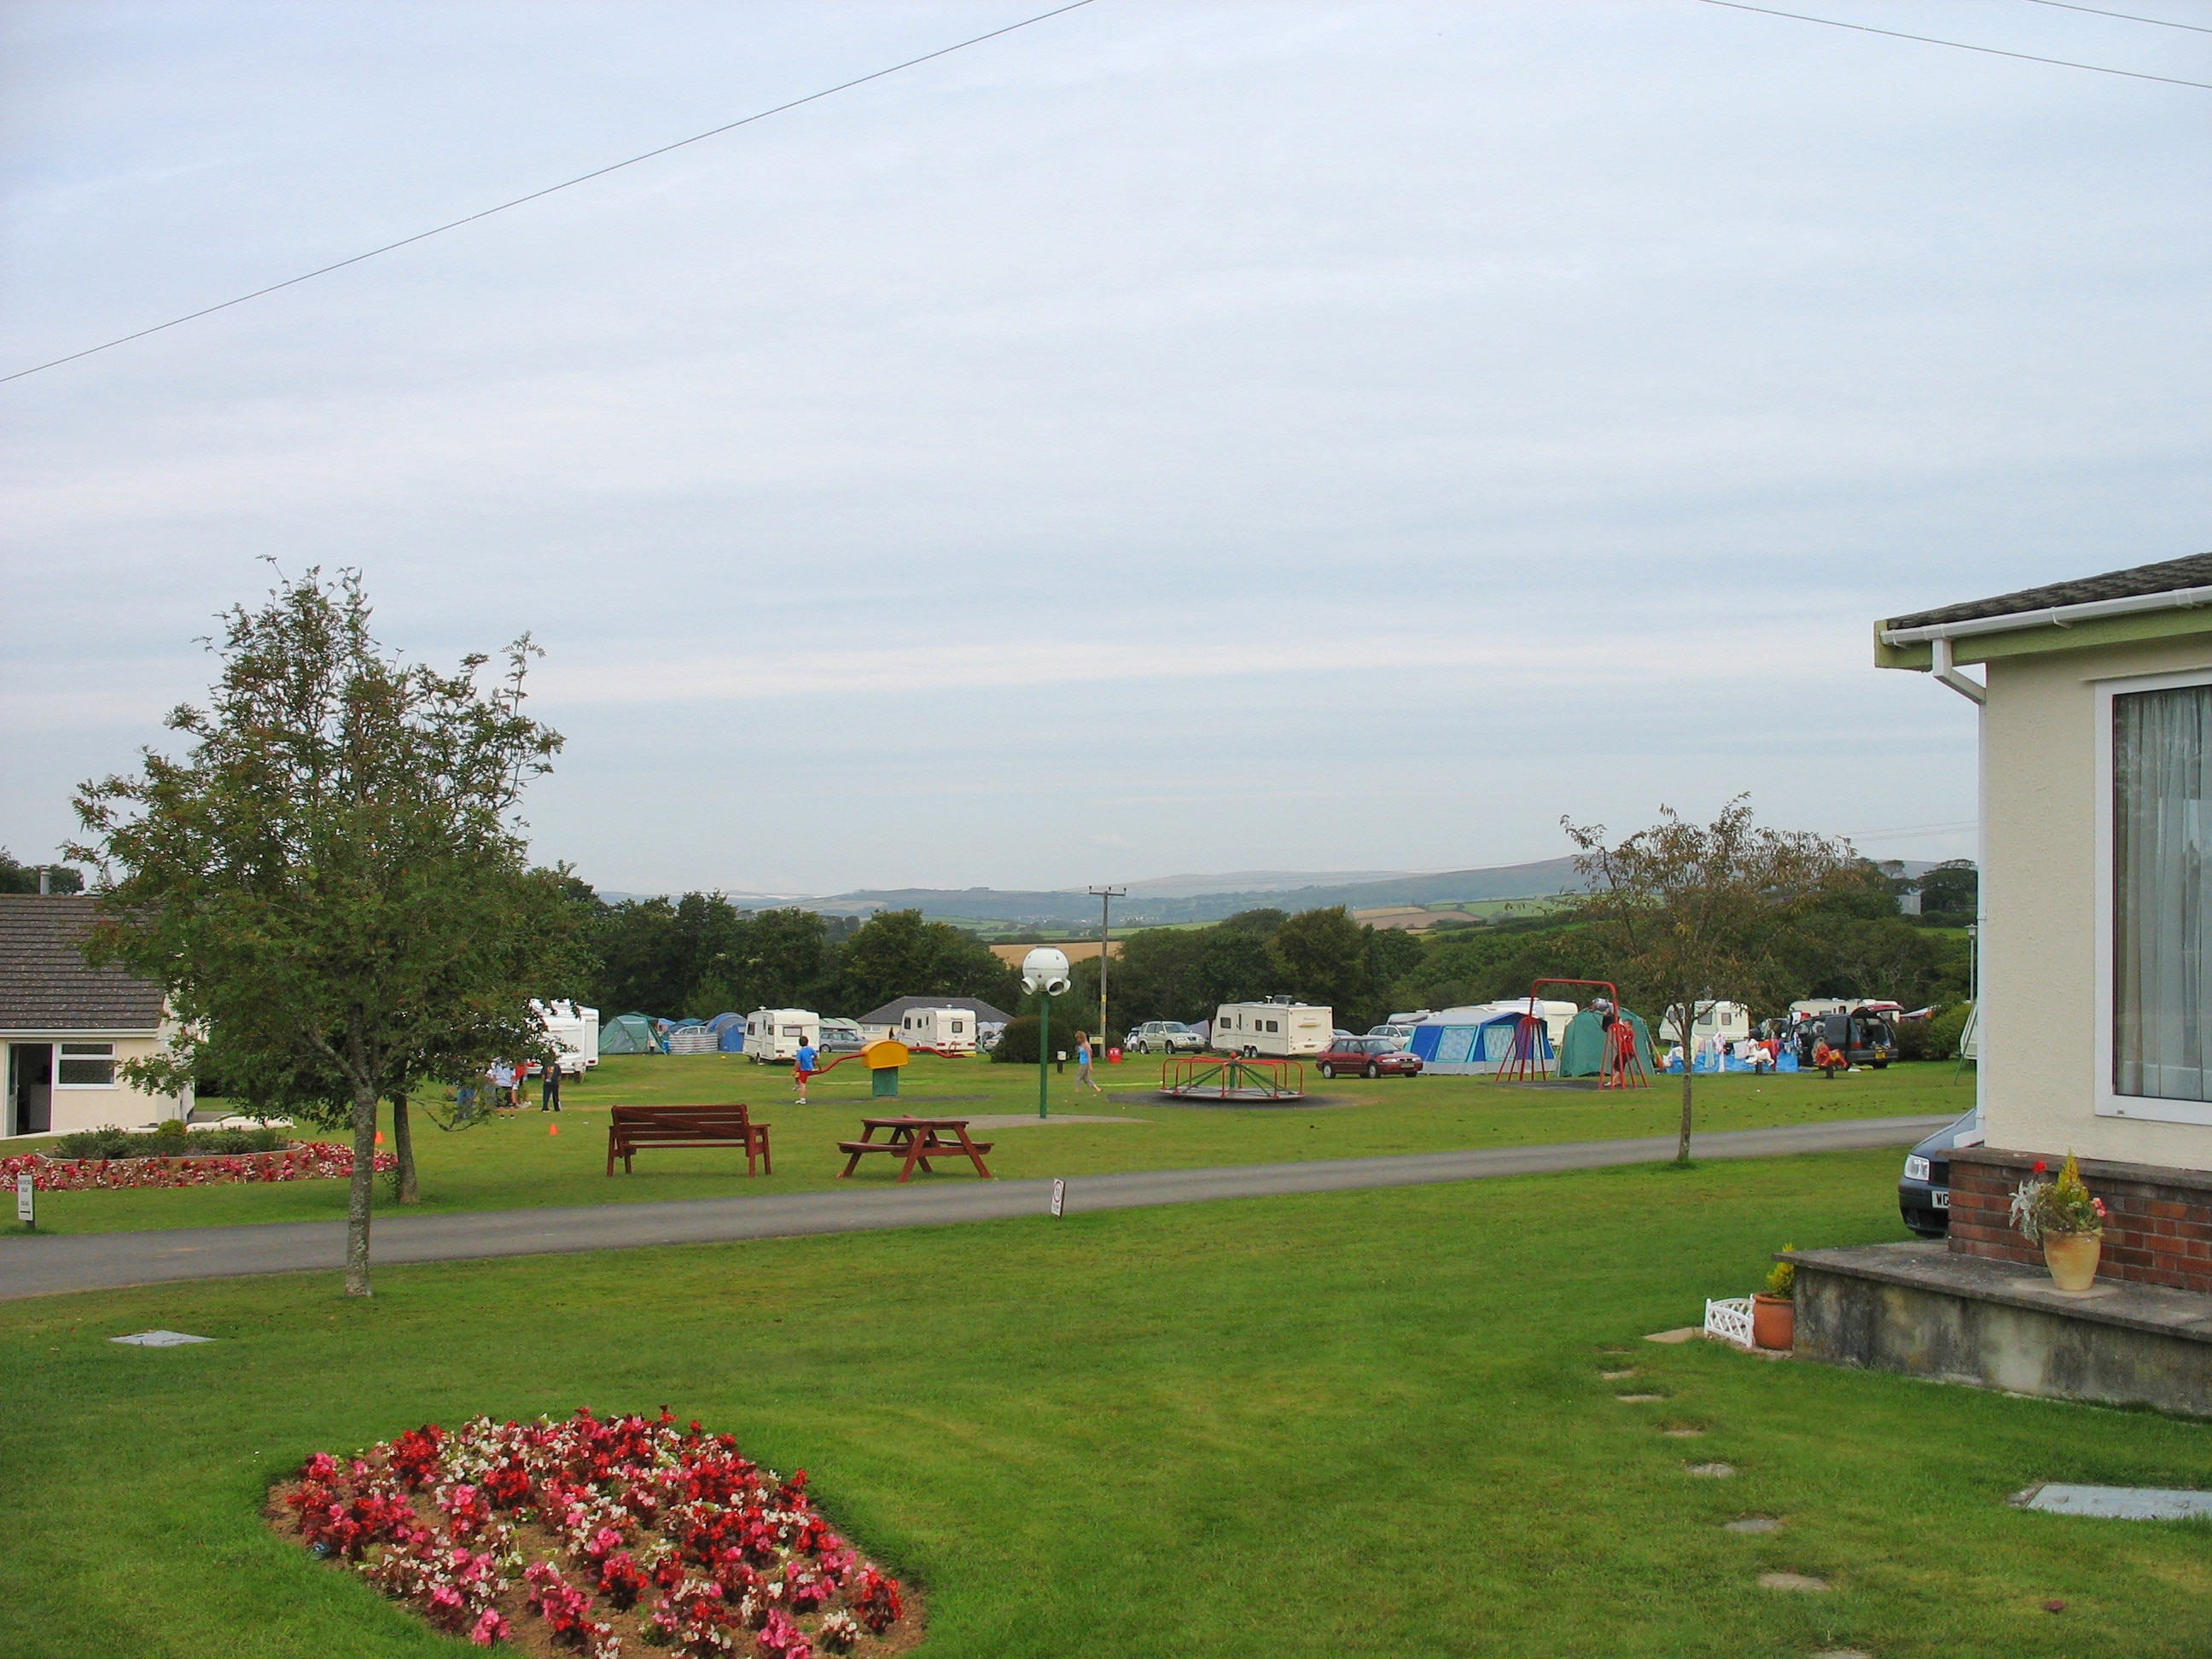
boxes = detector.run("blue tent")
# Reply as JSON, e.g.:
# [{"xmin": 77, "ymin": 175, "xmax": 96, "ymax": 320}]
[
  {"xmin": 1409, "ymin": 1013, "xmax": 1553, "ymax": 1074},
  {"xmin": 706, "ymin": 1012, "xmax": 747, "ymax": 1053}
]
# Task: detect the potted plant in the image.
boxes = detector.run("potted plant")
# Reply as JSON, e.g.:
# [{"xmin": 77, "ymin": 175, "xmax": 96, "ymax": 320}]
[
  {"xmin": 1752, "ymin": 1249, "xmax": 1795, "ymax": 1350},
  {"xmin": 2010, "ymin": 1152, "xmax": 2108, "ymax": 1292}
]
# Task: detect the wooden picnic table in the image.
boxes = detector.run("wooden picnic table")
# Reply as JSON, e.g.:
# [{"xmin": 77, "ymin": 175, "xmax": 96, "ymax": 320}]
[{"xmin": 835, "ymin": 1115, "xmax": 994, "ymax": 1183}]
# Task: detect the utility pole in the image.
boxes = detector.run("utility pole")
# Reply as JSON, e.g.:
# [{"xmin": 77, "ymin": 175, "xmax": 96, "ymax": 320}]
[{"xmin": 1087, "ymin": 885, "xmax": 1126, "ymax": 1053}]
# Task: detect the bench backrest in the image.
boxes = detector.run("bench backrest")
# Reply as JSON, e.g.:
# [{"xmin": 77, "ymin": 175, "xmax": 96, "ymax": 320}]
[{"xmin": 609, "ymin": 1104, "xmax": 757, "ymax": 1138}]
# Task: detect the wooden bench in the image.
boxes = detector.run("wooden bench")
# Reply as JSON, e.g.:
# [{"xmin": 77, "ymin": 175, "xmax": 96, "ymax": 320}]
[{"xmin": 607, "ymin": 1104, "xmax": 771, "ymax": 1177}]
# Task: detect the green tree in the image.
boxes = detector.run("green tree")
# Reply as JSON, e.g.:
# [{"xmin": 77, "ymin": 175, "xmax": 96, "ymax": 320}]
[
  {"xmin": 1191, "ymin": 926, "xmax": 1276, "ymax": 1010},
  {"xmin": 70, "ymin": 568, "xmax": 569, "ymax": 1295},
  {"xmin": 1563, "ymin": 797, "xmax": 1847, "ymax": 1163},
  {"xmin": 1269, "ymin": 906, "xmax": 1371, "ymax": 1022},
  {"xmin": 835, "ymin": 910, "xmax": 1020, "ymax": 1016},
  {"xmin": 0, "ymin": 849, "xmax": 84, "ymax": 893}
]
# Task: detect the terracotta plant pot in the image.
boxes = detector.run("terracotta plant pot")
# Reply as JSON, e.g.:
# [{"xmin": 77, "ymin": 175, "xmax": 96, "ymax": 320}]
[
  {"xmin": 2042, "ymin": 1231, "xmax": 2102, "ymax": 1292},
  {"xmin": 1751, "ymin": 1293, "xmax": 1795, "ymax": 1351}
]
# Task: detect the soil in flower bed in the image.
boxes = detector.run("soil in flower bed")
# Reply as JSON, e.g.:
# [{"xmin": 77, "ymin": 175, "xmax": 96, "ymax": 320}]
[{"xmin": 269, "ymin": 1409, "xmax": 923, "ymax": 1659}]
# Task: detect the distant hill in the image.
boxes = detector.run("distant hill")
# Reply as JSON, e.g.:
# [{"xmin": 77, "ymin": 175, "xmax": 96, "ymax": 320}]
[{"xmin": 812, "ymin": 857, "xmax": 1585, "ymax": 928}]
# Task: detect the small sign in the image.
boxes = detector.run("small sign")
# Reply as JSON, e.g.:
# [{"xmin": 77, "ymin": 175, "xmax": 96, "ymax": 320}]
[
  {"xmin": 1049, "ymin": 1178, "xmax": 1066, "ymax": 1218},
  {"xmin": 15, "ymin": 1171, "xmax": 31, "ymax": 1226}
]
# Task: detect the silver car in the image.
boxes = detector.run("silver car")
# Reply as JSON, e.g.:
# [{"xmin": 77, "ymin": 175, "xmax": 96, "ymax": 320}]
[{"xmin": 1127, "ymin": 1020, "xmax": 1206, "ymax": 1054}]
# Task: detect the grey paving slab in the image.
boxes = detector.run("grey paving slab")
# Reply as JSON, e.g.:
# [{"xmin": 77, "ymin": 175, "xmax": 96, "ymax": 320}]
[{"xmin": 0, "ymin": 1114, "xmax": 1952, "ymax": 1301}]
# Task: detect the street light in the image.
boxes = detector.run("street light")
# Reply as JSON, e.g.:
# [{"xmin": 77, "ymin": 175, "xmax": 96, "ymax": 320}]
[
  {"xmin": 1021, "ymin": 946, "xmax": 1072, "ymax": 1120},
  {"xmin": 1086, "ymin": 884, "xmax": 1126, "ymax": 1062}
]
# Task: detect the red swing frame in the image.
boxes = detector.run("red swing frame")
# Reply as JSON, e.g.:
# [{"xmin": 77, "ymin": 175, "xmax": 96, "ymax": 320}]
[{"xmin": 1495, "ymin": 979, "xmax": 1650, "ymax": 1090}]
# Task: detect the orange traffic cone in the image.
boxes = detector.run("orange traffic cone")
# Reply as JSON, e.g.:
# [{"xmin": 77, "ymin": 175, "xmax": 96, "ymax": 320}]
[
  {"xmin": 374, "ymin": 1130, "xmax": 384, "ymax": 1145},
  {"xmin": 549, "ymin": 1122, "xmax": 559, "ymax": 1136}
]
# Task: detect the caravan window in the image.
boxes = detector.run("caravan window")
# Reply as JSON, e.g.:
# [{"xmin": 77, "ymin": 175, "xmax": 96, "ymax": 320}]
[{"xmin": 951, "ymin": 1021, "xmax": 964, "ymax": 1033}]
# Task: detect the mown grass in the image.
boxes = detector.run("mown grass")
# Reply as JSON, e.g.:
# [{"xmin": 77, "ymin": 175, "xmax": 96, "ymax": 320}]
[
  {"xmin": 0, "ymin": 1148, "xmax": 2201, "ymax": 1659},
  {"xmin": 3, "ymin": 1057, "xmax": 1970, "ymax": 1235}
]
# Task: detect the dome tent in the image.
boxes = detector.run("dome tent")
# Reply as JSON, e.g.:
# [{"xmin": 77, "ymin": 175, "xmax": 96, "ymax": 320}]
[
  {"xmin": 600, "ymin": 1012, "xmax": 663, "ymax": 1055},
  {"xmin": 1557, "ymin": 1008, "xmax": 1656, "ymax": 1077}
]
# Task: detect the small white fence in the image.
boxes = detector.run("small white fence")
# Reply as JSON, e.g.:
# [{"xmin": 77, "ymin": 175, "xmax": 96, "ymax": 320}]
[{"xmin": 1703, "ymin": 1296, "xmax": 1755, "ymax": 1349}]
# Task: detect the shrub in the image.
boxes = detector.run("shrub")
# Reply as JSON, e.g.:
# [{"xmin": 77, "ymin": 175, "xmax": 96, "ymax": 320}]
[
  {"xmin": 50, "ymin": 1123, "xmax": 289, "ymax": 1160},
  {"xmin": 1895, "ymin": 1002, "xmax": 1971, "ymax": 1062},
  {"xmin": 989, "ymin": 1014, "xmax": 1065, "ymax": 1066}
]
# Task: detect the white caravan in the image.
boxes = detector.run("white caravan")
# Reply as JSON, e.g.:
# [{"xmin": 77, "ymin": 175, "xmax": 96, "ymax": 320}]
[
  {"xmin": 898, "ymin": 1006, "xmax": 978, "ymax": 1053},
  {"xmin": 1662, "ymin": 1001, "xmax": 1753, "ymax": 1046},
  {"xmin": 744, "ymin": 1009, "xmax": 821, "ymax": 1062},
  {"xmin": 532, "ymin": 1001, "xmax": 600, "ymax": 1074},
  {"xmin": 1212, "ymin": 1000, "xmax": 1332, "ymax": 1057}
]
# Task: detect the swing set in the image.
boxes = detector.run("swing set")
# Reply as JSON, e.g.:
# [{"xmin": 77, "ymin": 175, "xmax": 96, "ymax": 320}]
[{"xmin": 1495, "ymin": 978, "xmax": 1650, "ymax": 1090}]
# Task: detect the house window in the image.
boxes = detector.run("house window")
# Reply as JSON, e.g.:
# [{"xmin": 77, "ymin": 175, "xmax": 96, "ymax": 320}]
[
  {"xmin": 2114, "ymin": 681, "xmax": 2209, "ymax": 1103},
  {"xmin": 56, "ymin": 1043, "xmax": 117, "ymax": 1087}
]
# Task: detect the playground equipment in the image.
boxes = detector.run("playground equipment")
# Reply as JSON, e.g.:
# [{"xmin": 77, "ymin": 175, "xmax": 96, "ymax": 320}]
[
  {"xmin": 1159, "ymin": 1056, "xmax": 1306, "ymax": 1102},
  {"xmin": 1496, "ymin": 979, "xmax": 1650, "ymax": 1091}
]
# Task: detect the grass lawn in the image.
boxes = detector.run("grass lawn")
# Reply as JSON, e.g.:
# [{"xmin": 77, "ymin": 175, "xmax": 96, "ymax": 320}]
[
  {"xmin": 0, "ymin": 1147, "xmax": 2203, "ymax": 1659},
  {"xmin": 3, "ymin": 1057, "xmax": 1972, "ymax": 1236}
]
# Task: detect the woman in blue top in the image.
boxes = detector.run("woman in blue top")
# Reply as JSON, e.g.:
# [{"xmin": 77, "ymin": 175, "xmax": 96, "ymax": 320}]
[{"xmin": 1074, "ymin": 1031, "xmax": 1103, "ymax": 1095}]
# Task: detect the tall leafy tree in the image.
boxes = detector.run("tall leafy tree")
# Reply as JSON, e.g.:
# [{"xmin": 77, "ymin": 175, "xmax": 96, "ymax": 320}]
[
  {"xmin": 835, "ymin": 910, "xmax": 1020, "ymax": 1015},
  {"xmin": 71, "ymin": 569, "xmax": 570, "ymax": 1295},
  {"xmin": 1269, "ymin": 906, "xmax": 1372, "ymax": 1021},
  {"xmin": 1563, "ymin": 797, "xmax": 1847, "ymax": 1163}
]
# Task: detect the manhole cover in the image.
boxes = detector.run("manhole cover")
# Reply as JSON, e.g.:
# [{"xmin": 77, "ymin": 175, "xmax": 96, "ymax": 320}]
[{"xmin": 1726, "ymin": 1516, "xmax": 1783, "ymax": 1534}]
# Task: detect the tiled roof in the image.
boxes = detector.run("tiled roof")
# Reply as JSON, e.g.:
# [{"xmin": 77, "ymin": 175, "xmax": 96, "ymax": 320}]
[
  {"xmin": 0, "ymin": 895, "xmax": 166, "ymax": 1031},
  {"xmin": 857, "ymin": 994, "xmax": 1015, "ymax": 1027},
  {"xmin": 1885, "ymin": 553, "xmax": 2212, "ymax": 632}
]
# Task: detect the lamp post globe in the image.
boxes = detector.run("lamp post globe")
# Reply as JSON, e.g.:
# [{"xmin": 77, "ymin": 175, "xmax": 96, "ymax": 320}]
[{"xmin": 1020, "ymin": 948, "xmax": 1072, "ymax": 1118}]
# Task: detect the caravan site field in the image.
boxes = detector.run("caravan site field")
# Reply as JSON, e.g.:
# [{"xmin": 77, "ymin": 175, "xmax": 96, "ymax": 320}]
[
  {"xmin": 2, "ymin": 1054, "xmax": 1972, "ymax": 1235},
  {"xmin": 3, "ymin": 1144, "xmax": 2206, "ymax": 1659}
]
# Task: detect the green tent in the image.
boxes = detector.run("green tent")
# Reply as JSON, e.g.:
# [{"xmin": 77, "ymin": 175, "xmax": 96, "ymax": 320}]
[
  {"xmin": 600, "ymin": 1012, "xmax": 662, "ymax": 1055},
  {"xmin": 1557, "ymin": 1009, "xmax": 1656, "ymax": 1078}
]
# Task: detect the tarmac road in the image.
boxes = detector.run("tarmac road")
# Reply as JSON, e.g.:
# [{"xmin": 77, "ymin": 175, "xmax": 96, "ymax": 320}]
[{"xmin": 0, "ymin": 1114, "xmax": 1952, "ymax": 1301}]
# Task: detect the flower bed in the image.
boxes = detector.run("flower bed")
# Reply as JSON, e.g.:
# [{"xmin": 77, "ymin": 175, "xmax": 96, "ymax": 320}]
[
  {"xmin": 0, "ymin": 1143, "xmax": 394, "ymax": 1191},
  {"xmin": 271, "ymin": 1409, "xmax": 918, "ymax": 1659}
]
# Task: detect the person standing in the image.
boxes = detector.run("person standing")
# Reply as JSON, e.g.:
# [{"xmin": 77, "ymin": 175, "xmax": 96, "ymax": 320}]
[
  {"xmin": 793, "ymin": 1035, "xmax": 819, "ymax": 1103},
  {"xmin": 1074, "ymin": 1030, "xmax": 1103, "ymax": 1095},
  {"xmin": 488, "ymin": 1058, "xmax": 517, "ymax": 1115},
  {"xmin": 539, "ymin": 1060, "xmax": 562, "ymax": 1112}
]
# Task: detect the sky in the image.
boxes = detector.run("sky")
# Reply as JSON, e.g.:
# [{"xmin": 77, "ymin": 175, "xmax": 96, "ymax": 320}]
[{"xmin": 3, "ymin": 1, "xmax": 2207, "ymax": 897}]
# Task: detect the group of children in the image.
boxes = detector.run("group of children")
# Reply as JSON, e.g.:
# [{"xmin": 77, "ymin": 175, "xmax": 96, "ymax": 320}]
[{"xmin": 456, "ymin": 1057, "xmax": 564, "ymax": 1118}]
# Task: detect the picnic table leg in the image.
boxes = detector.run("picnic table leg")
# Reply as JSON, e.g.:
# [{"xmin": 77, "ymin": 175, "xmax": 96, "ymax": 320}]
[
  {"xmin": 606, "ymin": 1129, "xmax": 617, "ymax": 1177},
  {"xmin": 898, "ymin": 1129, "xmax": 928, "ymax": 1184},
  {"xmin": 958, "ymin": 1128, "xmax": 993, "ymax": 1179},
  {"xmin": 838, "ymin": 1122, "xmax": 877, "ymax": 1179}
]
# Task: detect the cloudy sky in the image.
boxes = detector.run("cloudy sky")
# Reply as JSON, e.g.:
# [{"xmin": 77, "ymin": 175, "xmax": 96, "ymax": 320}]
[{"xmin": 3, "ymin": 1, "xmax": 2206, "ymax": 896}]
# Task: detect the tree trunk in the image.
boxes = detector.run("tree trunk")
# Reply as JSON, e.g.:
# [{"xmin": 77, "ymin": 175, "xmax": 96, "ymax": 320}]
[
  {"xmin": 1676, "ymin": 998, "xmax": 1697, "ymax": 1164},
  {"xmin": 346, "ymin": 1082, "xmax": 379, "ymax": 1296},
  {"xmin": 390, "ymin": 1091, "xmax": 419, "ymax": 1204}
]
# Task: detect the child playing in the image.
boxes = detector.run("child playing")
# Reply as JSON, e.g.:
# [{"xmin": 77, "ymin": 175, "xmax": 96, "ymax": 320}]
[{"xmin": 793, "ymin": 1036, "xmax": 819, "ymax": 1103}]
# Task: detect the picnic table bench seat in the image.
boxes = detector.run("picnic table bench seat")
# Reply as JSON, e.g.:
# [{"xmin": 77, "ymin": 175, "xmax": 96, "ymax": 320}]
[{"xmin": 607, "ymin": 1104, "xmax": 771, "ymax": 1176}]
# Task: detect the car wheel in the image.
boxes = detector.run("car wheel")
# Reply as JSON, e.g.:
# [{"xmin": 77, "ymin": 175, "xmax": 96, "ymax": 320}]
[
  {"xmin": 1318, "ymin": 1063, "xmax": 1336, "ymax": 1079},
  {"xmin": 1363, "ymin": 1062, "xmax": 1380, "ymax": 1079}
]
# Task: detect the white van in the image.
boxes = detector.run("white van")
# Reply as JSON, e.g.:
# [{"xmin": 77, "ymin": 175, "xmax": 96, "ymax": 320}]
[
  {"xmin": 532, "ymin": 1000, "xmax": 600, "ymax": 1074},
  {"xmin": 744, "ymin": 1009, "xmax": 821, "ymax": 1062},
  {"xmin": 1213, "ymin": 1000, "xmax": 1332, "ymax": 1057},
  {"xmin": 899, "ymin": 1006, "xmax": 977, "ymax": 1053}
]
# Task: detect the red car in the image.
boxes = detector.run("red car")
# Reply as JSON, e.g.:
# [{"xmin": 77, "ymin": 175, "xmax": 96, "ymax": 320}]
[{"xmin": 1315, "ymin": 1037, "xmax": 1423, "ymax": 1080}]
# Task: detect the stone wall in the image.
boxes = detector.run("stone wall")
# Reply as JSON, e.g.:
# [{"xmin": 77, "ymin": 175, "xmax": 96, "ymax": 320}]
[{"xmin": 1950, "ymin": 1146, "xmax": 2212, "ymax": 1295}]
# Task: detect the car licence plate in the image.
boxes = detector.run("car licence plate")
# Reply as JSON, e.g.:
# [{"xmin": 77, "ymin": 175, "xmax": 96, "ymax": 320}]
[{"xmin": 1932, "ymin": 1190, "xmax": 1950, "ymax": 1209}]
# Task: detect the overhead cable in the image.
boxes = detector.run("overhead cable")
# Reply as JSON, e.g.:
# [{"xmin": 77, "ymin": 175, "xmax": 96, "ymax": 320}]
[
  {"xmin": 0, "ymin": 0, "xmax": 1101, "ymax": 386},
  {"xmin": 1696, "ymin": 0, "xmax": 2212, "ymax": 87}
]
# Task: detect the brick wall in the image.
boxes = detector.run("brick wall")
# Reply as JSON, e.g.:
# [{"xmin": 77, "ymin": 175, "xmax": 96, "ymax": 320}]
[{"xmin": 1950, "ymin": 1148, "xmax": 2212, "ymax": 1295}]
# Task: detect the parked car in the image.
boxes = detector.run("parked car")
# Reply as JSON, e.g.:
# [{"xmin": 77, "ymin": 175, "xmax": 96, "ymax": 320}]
[
  {"xmin": 1315, "ymin": 1037, "xmax": 1423, "ymax": 1080},
  {"xmin": 1365, "ymin": 1022, "xmax": 1420, "ymax": 1051},
  {"xmin": 1126, "ymin": 1020, "xmax": 1206, "ymax": 1054},
  {"xmin": 1899, "ymin": 1107, "xmax": 1980, "ymax": 1238},
  {"xmin": 817, "ymin": 1019, "xmax": 864, "ymax": 1054}
]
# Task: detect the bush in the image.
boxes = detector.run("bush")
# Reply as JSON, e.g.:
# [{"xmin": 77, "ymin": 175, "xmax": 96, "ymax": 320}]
[
  {"xmin": 988, "ymin": 1015, "xmax": 1072, "ymax": 1066},
  {"xmin": 50, "ymin": 1123, "xmax": 290, "ymax": 1160},
  {"xmin": 1895, "ymin": 1002, "xmax": 1971, "ymax": 1062}
]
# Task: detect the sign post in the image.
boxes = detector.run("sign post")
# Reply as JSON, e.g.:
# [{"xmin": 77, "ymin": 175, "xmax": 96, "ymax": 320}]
[
  {"xmin": 1050, "ymin": 1177, "xmax": 1066, "ymax": 1217},
  {"xmin": 15, "ymin": 1171, "xmax": 33, "ymax": 1230}
]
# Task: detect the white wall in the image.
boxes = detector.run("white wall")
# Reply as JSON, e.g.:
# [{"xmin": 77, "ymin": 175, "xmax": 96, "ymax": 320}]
[{"xmin": 1981, "ymin": 634, "xmax": 2212, "ymax": 1171}]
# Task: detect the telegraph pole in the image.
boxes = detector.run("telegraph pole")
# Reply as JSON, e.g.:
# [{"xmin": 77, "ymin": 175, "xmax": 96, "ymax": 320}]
[{"xmin": 1087, "ymin": 885, "xmax": 1126, "ymax": 1054}]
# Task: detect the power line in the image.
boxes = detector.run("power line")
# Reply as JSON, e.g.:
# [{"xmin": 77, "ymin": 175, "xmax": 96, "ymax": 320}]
[
  {"xmin": 1, "ymin": 0, "xmax": 1102, "ymax": 386},
  {"xmin": 2018, "ymin": 0, "xmax": 2212, "ymax": 36},
  {"xmin": 1695, "ymin": 0, "xmax": 2212, "ymax": 87}
]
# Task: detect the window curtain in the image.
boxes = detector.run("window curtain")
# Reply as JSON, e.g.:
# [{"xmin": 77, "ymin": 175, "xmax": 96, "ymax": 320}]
[{"xmin": 2115, "ymin": 684, "xmax": 2209, "ymax": 1102}]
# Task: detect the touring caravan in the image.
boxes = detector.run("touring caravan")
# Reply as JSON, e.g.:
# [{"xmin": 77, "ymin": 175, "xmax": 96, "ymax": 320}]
[
  {"xmin": 898, "ymin": 1006, "xmax": 977, "ymax": 1053},
  {"xmin": 532, "ymin": 1001, "xmax": 600, "ymax": 1074},
  {"xmin": 1212, "ymin": 999, "xmax": 1332, "ymax": 1057},
  {"xmin": 1661, "ymin": 1001, "xmax": 1752, "ymax": 1047},
  {"xmin": 743, "ymin": 1009, "xmax": 821, "ymax": 1063}
]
